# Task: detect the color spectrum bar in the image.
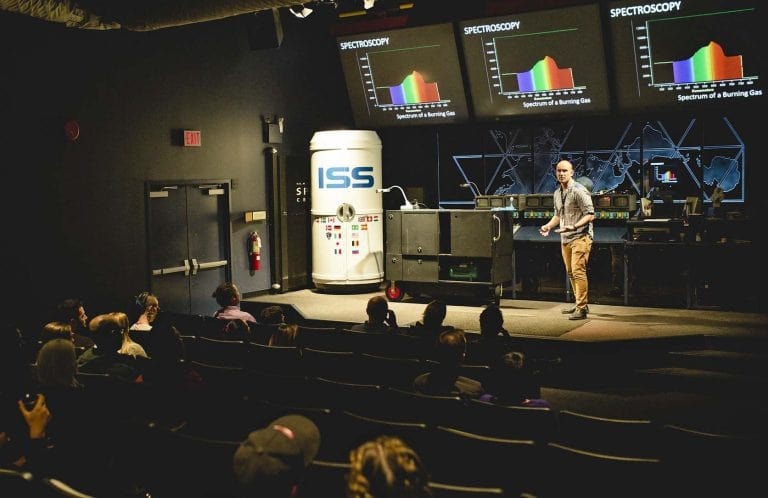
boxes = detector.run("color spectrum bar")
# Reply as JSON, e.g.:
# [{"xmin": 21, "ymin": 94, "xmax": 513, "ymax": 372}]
[
  {"xmin": 388, "ymin": 70, "xmax": 440, "ymax": 105},
  {"xmin": 517, "ymin": 56, "xmax": 574, "ymax": 92},
  {"xmin": 672, "ymin": 41, "xmax": 743, "ymax": 84}
]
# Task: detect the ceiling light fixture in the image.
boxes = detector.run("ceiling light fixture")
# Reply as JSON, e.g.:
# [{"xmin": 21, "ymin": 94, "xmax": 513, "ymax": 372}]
[{"xmin": 289, "ymin": 4, "xmax": 314, "ymax": 18}]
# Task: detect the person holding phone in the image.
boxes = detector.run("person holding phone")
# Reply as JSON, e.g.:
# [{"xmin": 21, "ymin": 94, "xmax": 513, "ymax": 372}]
[{"xmin": 350, "ymin": 295, "xmax": 400, "ymax": 333}]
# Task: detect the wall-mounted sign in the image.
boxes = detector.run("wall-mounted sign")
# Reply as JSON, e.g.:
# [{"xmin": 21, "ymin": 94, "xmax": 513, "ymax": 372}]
[{"xmin": 183, "ymin": 130, "xmax": 201, "ymax": 147}]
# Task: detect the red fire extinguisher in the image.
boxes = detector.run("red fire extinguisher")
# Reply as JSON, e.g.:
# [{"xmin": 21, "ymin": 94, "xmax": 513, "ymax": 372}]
[{"xmin": 249, "ymin": 231, "xmax": 261, "ymax": 275}]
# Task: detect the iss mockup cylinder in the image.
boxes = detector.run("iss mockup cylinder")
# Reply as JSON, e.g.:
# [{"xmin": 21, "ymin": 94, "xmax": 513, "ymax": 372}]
[{"xmin": 309, "ymin": 130, "xmax": 384, "ymax": 289}]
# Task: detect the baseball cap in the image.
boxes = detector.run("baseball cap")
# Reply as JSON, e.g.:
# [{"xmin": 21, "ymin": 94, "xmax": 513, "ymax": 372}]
[{"xmin": 233, "ymin": 415, "xmax": 321, "ymax": 493}]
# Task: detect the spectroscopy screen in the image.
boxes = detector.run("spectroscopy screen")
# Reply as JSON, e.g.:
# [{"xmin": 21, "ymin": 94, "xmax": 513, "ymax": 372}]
[
  {"xmin": 337, "ymin": 23, "xmax": 470, "ymax": 128},
  {"xmin": 607, "ymin": 0, "xmax": 764, "ymax": 113},
  {"xmin": 459, "ymin": 3, "xmax": 611, "ymax": 120}
]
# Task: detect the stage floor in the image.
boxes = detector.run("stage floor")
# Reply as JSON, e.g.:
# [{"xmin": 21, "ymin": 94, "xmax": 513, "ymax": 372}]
[{"xmin": 243, "ymin": 288, "xmax": 768, "ymax": 343}]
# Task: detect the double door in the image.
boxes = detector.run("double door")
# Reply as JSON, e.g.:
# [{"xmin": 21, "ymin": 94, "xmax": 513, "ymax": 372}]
[{"xmin": 146, "ymin": 181, "xmax": 232, "ymax": 315}]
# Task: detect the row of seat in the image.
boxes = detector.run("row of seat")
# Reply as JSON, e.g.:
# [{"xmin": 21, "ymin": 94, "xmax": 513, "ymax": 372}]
[
  {"xmin": 126, "ymin": 405, "xmax": 763, "ymax": 498},
  {"xmin": 68, "ymin": 357, "xmax": 765, "ymax": 497},
  {"xmin": 182, "ymin": 335, "xmax": 494, "ymax": 388}
]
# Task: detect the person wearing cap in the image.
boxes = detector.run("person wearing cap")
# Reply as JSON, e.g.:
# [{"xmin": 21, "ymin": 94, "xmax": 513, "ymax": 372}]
[{"xmin": 233, "ymin": 414, "xmax": 321, "ymax": 497}]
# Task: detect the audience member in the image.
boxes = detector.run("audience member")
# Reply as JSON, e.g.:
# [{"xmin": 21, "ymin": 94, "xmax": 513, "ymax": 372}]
[
  {"xmin": 144, "ymin": 319, "xmax": 202, "ymax": 429},
  {"xmin": 1, "ymin": 392, "xmax": 52, "ymax": 470},
  {"xmin": 467, "ymin": 304, "xmax": 512, "ymax": 365},
  {"xmin": 350, "ymin": 295, "xmax": 399, "ymax": 333},
  {"xmin": 40, "ymin": 321, "xmax": 75, "ymax": 344},
  {"xmin": 213, "ymin": 282, "xmax": 257, "ymax": 322},
  {"xmin": 406, "ymin": 299, "xmax": 452, "ymax": 342},
  {"xmin": 413, "ymin": 329, "xmax": 486, "ymax": 399},
  {"xmin": 268, "ymin": 323, "xmax": 299, "ymax": 347},
  {"xmin": 232, "ymin": 414, "xmax": 321, "ymax": 498},
  {"xmin": 223, "ymin": 318, "xmax": 252, "ymax": 340},
  {"xmin": 481, "ymin": 351, "xmax": 550, "ymax": 408},
  {"xmin": 35, "ymin": 338, "xmax": 82, "ymax": 389},
  {"xmin": 347, "ymin": 435, "xmax": 433, "ymax": 498},
  {"xmin": 77, "ymin": 313, "xmax": 145, "ymax": 383},
  {"xmin": 111, "ymin": 311, "xmax": 150, "ymax": 359},
  {"xmin": 129, "ymin": 291, "xmax": 160, "ymax": 331},
  {"xmin": 0, "ymin": 323, "xmax": 34, "ymax": 398},
  {"xmin": 258, "ymin": 305, "xmax": 286, "ymax": 325},
  {"xmin": 33, "ymin": 338, "xmax": 112, "ymax": 494},
  {"xmin": 54, "ymin": 298, "xmax": 94, "ymax": 349},
  {"xmin": 1, "ymin": 323, "xmax": 44, "ymax": 469}
]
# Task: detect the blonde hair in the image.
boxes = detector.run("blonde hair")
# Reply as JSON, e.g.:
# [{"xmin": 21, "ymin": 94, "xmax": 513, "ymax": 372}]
[
  {"xmin": 112, "ymin": 311, "xmax": 150, "ymax": 359},
  {"xmin": 347, "ymin": 436, "xmax": 432, "ymax": 498}
]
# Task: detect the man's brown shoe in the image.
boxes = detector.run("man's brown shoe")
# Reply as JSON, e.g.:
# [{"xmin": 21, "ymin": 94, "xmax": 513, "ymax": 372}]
[
  {"xmin": 562, "ymin": 305, "xmax": 589, "ymax": 314},
  {"xmin": 568, "ymin": 308, "xmax": 588, "ymax": 320}
]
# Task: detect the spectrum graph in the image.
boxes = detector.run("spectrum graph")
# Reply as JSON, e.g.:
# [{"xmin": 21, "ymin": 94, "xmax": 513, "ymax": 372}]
[
  {"xmin": 518, "ymin": 56, "xmax": 575, "ymax": 92},
  {"xmin": 388, "ymin": 70, "xmax": 441, "ymax": 105},
  {"xmin": 672, "ymin": 41, "xmax": 743, "ymax": 84}
]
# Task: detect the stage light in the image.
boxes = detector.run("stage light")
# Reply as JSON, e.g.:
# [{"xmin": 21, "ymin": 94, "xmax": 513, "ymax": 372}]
[
  {"xmin": 459, "ymin": 182, "xmax": 480, "ymax": 197},
  {"xmin": 289, "ymin": 4, "xmax": 314, "ymax": 18},
  {"xmin": 376, "ymin": 185, "xmax": 413, "ymax": 210},
  {"xmin": 363, "ymin": 0, "xmax": 376, "ymax": 9}
]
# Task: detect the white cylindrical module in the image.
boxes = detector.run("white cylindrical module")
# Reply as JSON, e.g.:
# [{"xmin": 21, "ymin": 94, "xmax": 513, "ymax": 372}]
[{"xmin": 310, "ymin": 130, "xmax": 384, "ymax": 291}]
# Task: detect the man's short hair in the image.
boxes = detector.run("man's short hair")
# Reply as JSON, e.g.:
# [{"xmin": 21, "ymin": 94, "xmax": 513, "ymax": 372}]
[
  {"xmin": 366, "ymin": 296, "xmax": 389, "ymax": 322},
  {"xmin": 422, "ymin": 300, "xmax": 447, "ymax": 328},
  {"xmin": 435, "ymin": 328, "xmax": 467, "ymax": 366},
  {"xmin": 56, "ymin": 298, "xmax": 83, "ymax": 322},
  {"xmin": 259, "ymin": 305, "xmax": 285, "ymax": 325},
  {"xmin": 233, "ymin": 415, "xmax": 320, "ymax": 496},
  {"xmin": 212, "ymin": 282, "xmax": 239, "ymax": 307}
]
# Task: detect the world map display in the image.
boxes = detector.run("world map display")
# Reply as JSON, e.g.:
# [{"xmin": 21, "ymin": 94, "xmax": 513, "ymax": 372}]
[{"xmin": 440, "ymin": 117, "xmax": 745, "ymax": 206}]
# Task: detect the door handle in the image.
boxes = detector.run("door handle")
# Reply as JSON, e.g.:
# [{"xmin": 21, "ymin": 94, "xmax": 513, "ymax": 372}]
[
  {"xmin": 196, "ymin": 259, "xmax": 228, "ymax": 270},
  {"xmin": 151, "ymin": 260, "xmax": 191, "ymax": 276},
  {"xmin": 493, "ymin": 214, "xmax": 501, "ymax": 242},
  {"xmin": 191, "ymin": 258, "xmax": 200, "ymax": 275}
]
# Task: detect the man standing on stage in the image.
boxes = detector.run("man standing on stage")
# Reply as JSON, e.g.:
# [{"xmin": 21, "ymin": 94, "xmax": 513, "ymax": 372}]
[{"xmin": 538, "ymin": 160, "xmax": 595, "ymax": 320}]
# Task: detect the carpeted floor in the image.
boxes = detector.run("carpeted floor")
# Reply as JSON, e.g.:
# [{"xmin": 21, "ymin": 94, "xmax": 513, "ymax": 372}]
[{"xmin": 243, "ymin": 288, "xmax": 768, "ymax": 341}]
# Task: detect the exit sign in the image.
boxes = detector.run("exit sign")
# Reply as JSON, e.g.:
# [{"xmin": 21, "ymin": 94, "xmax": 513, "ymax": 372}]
[{"xmin": 183, "ymin": 130, "xmax": 201, "ymax": 147}]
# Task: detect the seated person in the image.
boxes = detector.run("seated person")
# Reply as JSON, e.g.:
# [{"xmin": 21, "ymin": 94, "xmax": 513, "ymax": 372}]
[
  {"xmin": 413, "ymin": 328, "xmax": 486, "ymax": 399},
  {"xmin": 268, "ymin": 323, "xmax": 299, "ymax": 347},
  {"xmin": 77, "ymin": 313, "xmax": 146, "ymax": 383},
  {"xmin": 258, "ymin": 305, "xmax": 285, "ymax": 325},
  {"xmin": 40, "ymin": 321, "xmax": 75, "ymax": 344},
  {"xmin": 233, "ymin": 415, "xmax": 320, "ymax": 498},
  {"xmin": 129, "ymin": 291, "xmax": 160, "ymax": 331},
  {"xmin": 222, "ymin": 318, "xmax": 251, "ymax": 340},
  {"xmin": 467, "ymin": 304, "xmax": 512, "ymax": 365},
  {"xmin": 212, "ymin": 282, "xmax": 256, "ymax": 322},
  {"xmin": 347, "ymin": 435, "xmax": 432, "ymax": 498},
  {"xmin": 407, "ymin": 299, "xmax": 452, "ymax": 334},
  {"xmin": 481, "ymin": 351, "xmax": 549, "ymax": 408},
  {"xmin": 54, "ymin": 298, "xmax": 95, "ymax": 349},
  {"xmin": 349, "ymin": 295, "xmax": 399, "ymax": 333}
]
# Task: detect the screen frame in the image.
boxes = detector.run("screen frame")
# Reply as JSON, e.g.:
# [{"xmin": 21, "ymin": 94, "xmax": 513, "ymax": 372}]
[{"xmin": 336, "ymin": 22, "xmax": 471, "ymax": 128}]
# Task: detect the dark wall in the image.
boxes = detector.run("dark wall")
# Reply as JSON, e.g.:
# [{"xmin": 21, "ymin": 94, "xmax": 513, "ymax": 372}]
[
  {"xmin": 0, "ymin": 9, "xmax": 353, "ymax": 331},
  {"xmin": 1, "ymin": 2, "xmax": 764, "ymax": 334}
]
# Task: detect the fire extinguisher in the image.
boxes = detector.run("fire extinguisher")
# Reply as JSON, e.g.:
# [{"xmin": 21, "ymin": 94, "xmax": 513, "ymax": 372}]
[{"xmin": 249, "ymin": 231, "xmax": 261, "ymax": 275}]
